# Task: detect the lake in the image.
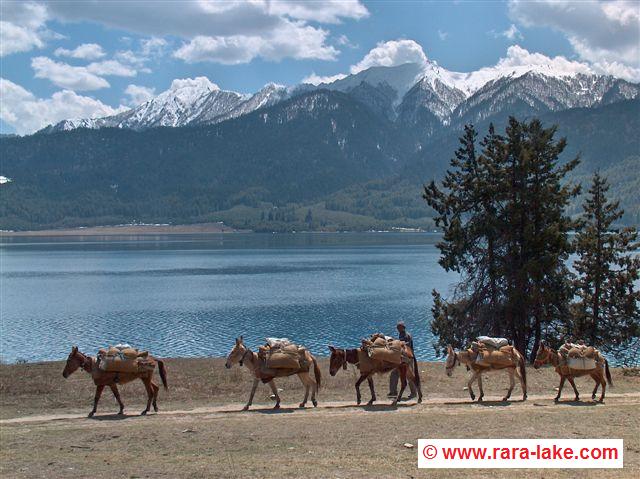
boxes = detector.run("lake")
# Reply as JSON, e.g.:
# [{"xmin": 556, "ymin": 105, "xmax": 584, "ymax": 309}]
[{"xmin": 0, "ymin": 233, "xmax": 459, "ymax": 363}]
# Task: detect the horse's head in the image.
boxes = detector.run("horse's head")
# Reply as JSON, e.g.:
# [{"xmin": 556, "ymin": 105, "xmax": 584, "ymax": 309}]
[
  {"xmin": 533, "ymin": 342, "xmax": 549, "ymax": 369},
  {"xmin": 328, "ymin": 346, "xmax": 347, "ymax": 376},
  {"xmin": 225, "ymin": 336, "xmax": 248, "ymax": 369},
  {"xmin": 445, "ymin": 344, "xmax": 459, "ymax": 377},
  {"xmin": 62, "ymin": 346, "xmax": 85, "ymax": 378}
]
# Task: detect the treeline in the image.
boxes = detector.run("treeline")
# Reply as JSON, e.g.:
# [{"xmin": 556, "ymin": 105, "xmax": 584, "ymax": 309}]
[{"xmin": 425, "ymin": 118, "xmax": 640, "ymax": 364}]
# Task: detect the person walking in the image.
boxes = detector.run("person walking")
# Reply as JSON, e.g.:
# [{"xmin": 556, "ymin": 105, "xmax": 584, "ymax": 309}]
[{"xmin": 387, "ymin": 321, "xmax": 417, "ymax": 399}]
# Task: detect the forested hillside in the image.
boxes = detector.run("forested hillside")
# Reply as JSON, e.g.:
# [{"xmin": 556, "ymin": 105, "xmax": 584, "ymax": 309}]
[{"xmin": 1, "ymin": 92, "xmax": 638, "ymax": 231}]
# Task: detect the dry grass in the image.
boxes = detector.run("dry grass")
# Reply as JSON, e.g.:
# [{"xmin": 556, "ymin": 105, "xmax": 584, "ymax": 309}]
[{"xmin": 1, "ymin": 358, "xmax": 639, "ymax": 478}]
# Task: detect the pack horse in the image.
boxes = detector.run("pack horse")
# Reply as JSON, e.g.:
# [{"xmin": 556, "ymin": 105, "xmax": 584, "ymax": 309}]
[
  {"xmin": 62, "ymin": 346, "xmax": 168, "ymax": 417},
  {"xmin": 445, "ymin": 338, "xmax": 527, "ymax": 402},
  {"xmin": 328, "ymin": 333, "xmax": 422, "ymax": 406},
  {"xmin": 225, "ymin": 337, "xmax": 322, "ymax": 410}
]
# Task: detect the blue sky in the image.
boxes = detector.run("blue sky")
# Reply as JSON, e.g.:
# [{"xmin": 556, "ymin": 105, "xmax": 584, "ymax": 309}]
[{"xmin": 1, "ymin": 1, "xmax": 638, "ymax": 134}]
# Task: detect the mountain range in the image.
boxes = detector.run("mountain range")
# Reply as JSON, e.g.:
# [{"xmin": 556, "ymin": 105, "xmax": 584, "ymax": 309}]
[
  {"xmin": 2, "ymin": 58, "xmax": 639, "ymax": 231},
  {"xmin": 40, "ymin": 58, "xmax": 639, "ymax": 137}
]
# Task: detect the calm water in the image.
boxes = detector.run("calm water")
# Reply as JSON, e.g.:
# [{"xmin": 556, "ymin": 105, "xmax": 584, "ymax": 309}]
[{"xmin": 0, "ymin": 233, "xmax": 459, "ymax": 363}]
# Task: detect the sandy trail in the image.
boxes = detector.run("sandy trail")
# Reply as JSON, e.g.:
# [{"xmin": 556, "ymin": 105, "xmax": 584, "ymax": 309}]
[{"xmin": 4, "ymin": 392, "xmax": 639, "ymax": 426}]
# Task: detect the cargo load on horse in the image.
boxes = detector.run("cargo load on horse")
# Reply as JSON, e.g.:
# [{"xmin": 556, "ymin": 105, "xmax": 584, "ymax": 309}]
[
  {"xmin": 97, "ymin": 344, "xmax": 154, "ymax": 373},
  {"xmin": 476, "ymin": 336, "xmax": 509, "ymax": 350},
  {"xmin": 258, "ymin": 338, "xmax": 305, "ymax": 369},
  {"xmin": 361, "ymin": 333, "xmax": 405, "ymax": 364},
  {"xmin": 470, "ymin": 337, "xmax": 514, "ymax": 367},
  {"xmin": 558, "ymin": 342, "xmax": 600, "ymax": 370}
]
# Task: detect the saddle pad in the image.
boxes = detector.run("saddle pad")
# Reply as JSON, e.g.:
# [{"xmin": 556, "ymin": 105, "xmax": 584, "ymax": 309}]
[{"xmin": 567, "ymin": 357, "xmax": 597, "ymax": 370}]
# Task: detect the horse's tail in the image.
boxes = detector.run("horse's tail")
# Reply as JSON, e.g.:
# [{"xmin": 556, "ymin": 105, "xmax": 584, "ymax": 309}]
[
  {"xmin": 312, "ymin": 356, "xmax": 322, "ymax": 390},
  {"xmin": 157, "ymin": 359, "xmax": 168, "ymax": 390},
  {"xmin": 412, "ymin": 349, "xmax": 421, "ymax": 392},
  {"xmin": 518, "ymin": 351, "xmax": 527, "ymax": 390},
  {"xmin": 605, "ymin": 359, "xmax": 613, "ymax": 386}
]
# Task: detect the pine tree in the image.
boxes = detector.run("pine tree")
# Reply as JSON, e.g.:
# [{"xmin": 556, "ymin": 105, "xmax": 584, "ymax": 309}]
[
  {"xmin": 425, "ymin": 118, "xmax": 579, "ymax": 358},
  {"xmin": 569, "ymin": 173, "xmax": 640, "ymax": 361}
]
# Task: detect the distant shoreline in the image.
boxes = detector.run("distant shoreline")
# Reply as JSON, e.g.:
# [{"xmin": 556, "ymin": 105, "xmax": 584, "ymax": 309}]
[{"xmin": 0, "ymin": 222, "xmax": 245, "ymax": 237}]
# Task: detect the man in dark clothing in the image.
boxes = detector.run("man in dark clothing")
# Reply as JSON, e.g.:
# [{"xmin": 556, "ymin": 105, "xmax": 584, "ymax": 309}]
[{"xmin": 387, "ymin": 321, "xmax": 417, "ymax": 399}]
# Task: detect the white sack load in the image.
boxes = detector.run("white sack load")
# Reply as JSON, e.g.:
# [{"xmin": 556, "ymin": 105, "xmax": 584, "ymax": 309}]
[
  {"xmin": 265, "ymin": 337, "xmax": 292, "ymax": 348},
  {"xmin": 477, "ymin": 336, "xmax": 509, "ymax": 349}
]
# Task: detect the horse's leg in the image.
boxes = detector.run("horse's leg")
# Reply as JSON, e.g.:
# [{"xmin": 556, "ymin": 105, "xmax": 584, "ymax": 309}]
[
  {"xmin": 516, "ymin": 365, "xmax": 527, "ymax": 401},
  {"xmin": 267, "ymin": 380, "xmax": 281, "ymax": 409},
  {"xmin": 88, "ymin": 384, "xmax": 105, "ymax": 417},
  {"xmin": 141, "ymin": 377, "xmax": 154, "ymax": 415},
  {"xmin": 367, "ymin": 376, "xmax": 376, "ymax": 405},
  {"xmin": 355, "ymin": 373, "xmax": 367, "ymax": 405},
  {"xmin": 109, "ymin": 385, "xmax": 124, "ymax": 415},
  {"xmin": 477, "ymin": 374, "xmax": 484, "ymax": 402},
  {"xmin": 405, "ymin": 365, "xmax": 418, "ymax": 401},
  {"xmin": 392, "ymin": 366, "xmax": 408, "ymax": 406},
  {"xmin": 555, "ymin": 376, "xmax": 566, "ymax": 402},
  {"xmin": 467, "ymin": 370, "xmax": 478, "ymax": 401},
  {"xmin": 151, "ymin": 381, "xmax": 159, "ymax": 412},
  {"xmin": 590, "ymin": 372, "xmax": 600, "ymax": 400},
  {"xmin": 243, "ymin": 378, "xmax": 260, "ymax": 411},
  {"xmin": 597, "ymin": 371, "xmax": 606, "ymax": 403},
  {"xmin": 310, "ymin": 372, "xmax": 318, "ymax": 408},
  {"xmin": 503, "ymin": 369, "xmax": 515, "ymax": 401},
  {"xmin": 297, "ymin": 372, "xmax": 311, "ymax": 408},
  {"xmin": 567, "ymin": 376, "xmax": 580, "ymax": 401}
]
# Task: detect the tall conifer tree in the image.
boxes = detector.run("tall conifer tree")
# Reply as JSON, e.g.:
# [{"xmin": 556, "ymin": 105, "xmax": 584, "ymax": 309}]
[
  {"xmin": 569, "ymin": 173, "xmax": 640, "ymax": 361},
  {"xmin": 425, "ymin": 118, "xmax": 579, "ymax": 358}
]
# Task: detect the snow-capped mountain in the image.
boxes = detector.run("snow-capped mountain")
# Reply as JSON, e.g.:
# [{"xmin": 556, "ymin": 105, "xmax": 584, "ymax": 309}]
[
  {"xmin": 40, "ymin": 54, "xmax": 639, "ymax": 136},
  {"xmin": 42, "ymin": 78, "xmax": 290, "ymax": 133},
  {"xmin": 451, "ymin": 71, "xmax": 640, "ymax": 126}
]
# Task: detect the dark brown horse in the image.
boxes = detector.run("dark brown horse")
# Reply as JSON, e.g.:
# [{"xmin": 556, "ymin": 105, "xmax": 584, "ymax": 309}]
[
  {"xmin": 62, "ymin": 346, "xmax": 168, "ymax": 417},
  {"xmin": 328, "ymin": 345, "xmax": 422, "ymax": 406},
  {"xmin": 225, "ymin": 337, "xmax": 322, "ymax": 411},
  {"xmin": 533, "ymin": 342, "xmax": 612, "ymax": 402}
]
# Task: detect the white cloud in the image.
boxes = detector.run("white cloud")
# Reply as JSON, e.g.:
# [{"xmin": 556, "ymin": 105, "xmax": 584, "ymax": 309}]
[
  {"xmin": 31, "ymin": 56, "xmax": 110, "ymax": 91},
  {"xmin": 123, "ymin": 84, "xmax": 155, "ymax": 106},
  {"xmin": 494, "ymin": 45, "xmax": 593, "ymax": 75},
  {"xmin": 509, "ymin": 0, "xmax": 639, "ymax": 72},
  {"xmin": 0, "ymin": 78, "xmax": 127, "ymax": 135},
  {"xmin": 0, "ymin": 2, "xmax": 49, "ymax": 56},
  {"xmin": 44, "ymin": 1, "xmax": 366, "ymax": 65},
  {"xmin": 438, "ymin": 29, "xmax": 449, "ymax": 41},
  {"xmin": 54, "ymin": 43, "xmax": 105, "ymax": 60},
  {"xmin": 491, "ymin": 24, "xmax": 523, "ymax": 41},
  {"xmin": 268, "ymin": 0, "xmax": 369, "ymax": 23},
  {"xmin": 140, "ymin": 37, "xmax": 167, "ymax": 56},
  {"xmin": 174, "ymin": 22, "xmax": 338, "ymax": 64},
  {"xmin": 302, "ymin": 72, "xmax": 348, "ymax": 85},
  {"xmin": 350, "ymin": 39, "xmax": 428, "ymax": 74},
  {"xmin": 87, "ymin": 60, "xmax": 137, "ymax": 77}
]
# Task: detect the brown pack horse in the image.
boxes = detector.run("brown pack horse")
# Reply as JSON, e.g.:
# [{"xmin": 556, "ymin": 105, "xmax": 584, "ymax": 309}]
[
  {"xmin": 445, "ymin": 344, "xmax": 527, "ymax": 402},
  {"xmin": 328, "ymin": 345, "xmax": 422, "ymax": 406},
  {"xmin": 533, "ymin": 342, "xmax": 612, "ymax": 402},
  {"xmin": 62, "ymin": 346, "xmax": 168, "ymax": 417},
  {"xmin": 225, "ymin": 337, "xmax": 321, "ymax": 411}
]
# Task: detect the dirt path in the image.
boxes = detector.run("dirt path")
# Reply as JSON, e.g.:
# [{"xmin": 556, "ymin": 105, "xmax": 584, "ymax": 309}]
[{"xmin": 3, "ymin": 392, "xmax": 639, "ymax": 426}]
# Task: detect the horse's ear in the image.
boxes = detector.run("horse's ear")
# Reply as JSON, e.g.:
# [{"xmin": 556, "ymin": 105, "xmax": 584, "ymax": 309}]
[
  {"xmin": 328, "ymin": 345, "xmax": 336, "ymax": 352},
  {"xmin": 239, "ymin": 335, "xmax": 243, "ymax": 343}
]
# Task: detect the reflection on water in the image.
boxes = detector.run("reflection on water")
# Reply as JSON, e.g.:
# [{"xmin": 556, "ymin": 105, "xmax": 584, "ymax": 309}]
[{"xmin": 0, "ymin": 233, "xmax": 458, "ymax": 363}]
